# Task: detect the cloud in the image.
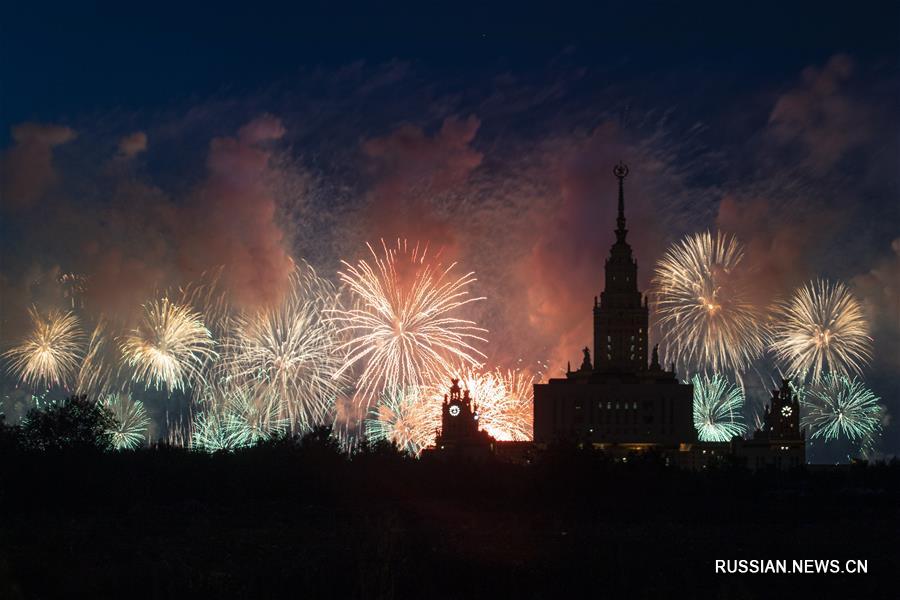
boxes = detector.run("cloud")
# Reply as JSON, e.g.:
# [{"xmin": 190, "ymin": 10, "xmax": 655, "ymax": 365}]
[
  {"xmin": 176, "ymin": 115, "xmax": 294, "ymax": 308},
  {"xmin": 853, "ymin": 238, "xmax": 900, "ymax": 370},
  {"xmin": 117, "ymin": 131, "xmax": 148, "ymax": 158},
  {"xmin": 0, "ymin": 116, "xmax": 295, "ymax": 321},
  {"xmin": 1, "ymin": 122, "xmax": 76, "ymax": 209},
  {"xmin": 237, "ymin": 114, "xmax": 286, "ymax": 144},
  {"xmin": 767, "ymin": 54, "xmax": 871, "ymax": 172},
  {"xmin": 74, "ymin": 180, "xmax": 179, "ymax": 318},
  {"xmin": 715, "ymin": 195, "xmax": 840, "ymax": 307},
  {"xmin": 360, "ymin": 115, "xmax": 483, "ymax": 252}
]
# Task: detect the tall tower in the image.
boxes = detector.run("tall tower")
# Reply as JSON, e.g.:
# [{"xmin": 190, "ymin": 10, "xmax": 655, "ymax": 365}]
[
  {"xmin": 593, "ymin": 163, "xmax": 649, "ymax": 372},
  {"xmin": 533, "ymin": 162, "xmax": 695, "ymax": 448}
]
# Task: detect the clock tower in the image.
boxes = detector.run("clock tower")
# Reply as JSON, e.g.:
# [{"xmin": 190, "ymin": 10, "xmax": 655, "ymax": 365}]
[
  {"xmin": 760, "ymin": 379, "xmax": 801, "ymax": 439},
  {"xmin": 440, "ymin": 379, "xmax": 480, "ymax": 440},
  {"xmin": 429, "ymin": 378, "xmax": 495, "ymax": 458},
  {"xmin": 732, "ymin": 378, "xmax": 805, "ymax": 470}
]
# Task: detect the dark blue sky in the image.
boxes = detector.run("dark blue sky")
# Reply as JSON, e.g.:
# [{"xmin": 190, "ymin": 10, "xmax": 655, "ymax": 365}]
[{"xmin": 3, "ymin": 0, "xmax": 897, "ymax": 137}]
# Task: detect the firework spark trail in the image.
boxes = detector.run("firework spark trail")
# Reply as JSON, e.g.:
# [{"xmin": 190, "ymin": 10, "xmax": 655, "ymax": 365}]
[
  {"xmin": 333, "ymin": 239, "xmax": 487, "ymax": 407},
  {"xmin": 222, "ymin": 386, "xmax": 288, "ymax": 448},
  {"xmin": 652, "ymin": 231, "xmax": 764, "ymax": 376},
  {"xmin": 801, "ymin": 374, "xmax": 883, "ymax": 453},
  {"xmin": 121, "ymin": 298, "xmax": 217, "ymax": 393},
  {"xmin": 426, "ymin": 367, "xmax": 534, "ymax": 441},
  {"xmin": 364, "ymin": 387, "xmax": 440, "ymax": 456},
  {"xmin": 690, "ymin": 373, "xmax": 747, "ymax": 442},
  {"xmin": 190, "ymin": 409, "xmax": 231, "ymax": 452},
  {"xmin": 75, "ymin": 320, "xmax": 109, "ymax": 397},
  {"xmin": 3, "ymin": 307, "xmax": 84, "ymax": 389},
  {"xmin": 193, "ymin": 376, "xmax": 289, "ymax": 449},
  {"xmin": 75, "ymin": 318, "xmax": 131, "ymax": 399},
  {"xmin": 178, "ymin": 267, "xmax": 232, "ymax": 339},
  {"xmin": 220, "ymin": 263, "xmax": 347, "ymax": 431},
  {"xmin": 164, "ymin": 411, "xmax": 190, "ymax": 448},
  {"xmin": 483, "ymin": 368, "xmax": 535, "ymax": 441},
  {"xmin": 103, "ymin": 394, "xmax": 150, "ymax": 450},
  {"xmin": 330, "ymin": 393, "xmax": 366, "ymax": 453},
  {"xmin": 769, "ymin": 279, "xmax": 872, "ymax": 384}
]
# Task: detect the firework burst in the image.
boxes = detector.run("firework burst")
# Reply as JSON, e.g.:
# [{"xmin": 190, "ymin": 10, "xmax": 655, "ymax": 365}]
[
  {"xmin": 690, "ymin": 373, "xmax": 747, "ymax": 442},
  {"xmin": 365, "ymin": 387, "xmax": 440, "ymax": 456},
  {"xmin": 103, "ymin": 394, "xmax": 150, "ymax": 450},
  {"xmin": 769, "ymin": 279, "xmax": 872, "ymax": 383},
  {"xmin": 120, "ymin": 298, "xmax": 216, "ymax": 393},
  {"xmin": 58, "ymin": 272, "xmax": 87, "ymax": 309},
  {"xmin": 221, "ymin": 263, "xmax": 346, "ymax": 430},
  {"xmin": 221, "ymin": 386, "xmax": 289, "ymax": 448},
  {"xmin": 333, "ymin": 239, "xmax": 487, "ymax": 406},
  {"xmin": 190, "ymin": 409, "xmax": 231, "ymax": 452},
  {"xmin": 652, "ymin": 231, "xmax": 764, "ymax": 375},
  {"xmin": 802, "ymin": 374, "xmax": 883, "ymax": 452},
  {"xmin": 3, "ymin": 306, "xmax": 84, "ymax": 389}
]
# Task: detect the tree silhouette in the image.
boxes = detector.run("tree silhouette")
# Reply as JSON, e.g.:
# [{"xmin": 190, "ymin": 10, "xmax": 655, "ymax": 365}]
[
  {"xmin": 298, "ymin": 425, "xmax": 342, "ymax": 454},
  {"xmin": 19, "ymin": 395, "xmax": 114, "ymax": 451}
]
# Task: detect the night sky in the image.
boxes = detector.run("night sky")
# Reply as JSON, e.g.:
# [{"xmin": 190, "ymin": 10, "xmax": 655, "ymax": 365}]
[{"xmin": 2, "ymin": 1, "xmax": 898, "ymax": 458}]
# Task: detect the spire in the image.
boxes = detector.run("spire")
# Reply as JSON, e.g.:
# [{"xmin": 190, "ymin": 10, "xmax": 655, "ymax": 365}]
[{"xmin": 613, "ymin": 161, "xmax": 629, "ymax": 241}]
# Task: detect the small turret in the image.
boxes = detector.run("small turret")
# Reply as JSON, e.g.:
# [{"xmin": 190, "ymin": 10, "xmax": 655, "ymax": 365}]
[{"xmin": 580, "ymin": 347, "xmax": 592, "ymax": 372}]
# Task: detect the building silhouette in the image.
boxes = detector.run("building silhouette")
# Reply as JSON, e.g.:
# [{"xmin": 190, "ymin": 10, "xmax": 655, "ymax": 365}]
[
  {"xmin": 533, "ymin": 164, "xmax": 696, "ymax": 451},
  {"xmin": 425, "ymin": 378, "xmax": 496, "ymax": 460}
]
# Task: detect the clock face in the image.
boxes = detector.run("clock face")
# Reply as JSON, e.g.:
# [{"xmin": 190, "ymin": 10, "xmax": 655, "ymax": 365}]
[
  {"xmin": 449, "ymin": 405, "xmax": 460, "ymax": 417},
  {"xmin": 781, "ymin": 405, "xmax": 793, "ymax": 418}
]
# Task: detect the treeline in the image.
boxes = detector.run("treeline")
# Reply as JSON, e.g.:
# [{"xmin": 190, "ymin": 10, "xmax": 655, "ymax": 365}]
[{"xmin": 1, "ymin": 398, "xmax": 898, "ymax": 599}]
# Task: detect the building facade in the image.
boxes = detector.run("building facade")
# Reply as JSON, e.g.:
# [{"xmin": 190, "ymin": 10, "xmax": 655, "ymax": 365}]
[{"xmin": 533, "ymin": 164, "xmax": 696, "ymax": 450}]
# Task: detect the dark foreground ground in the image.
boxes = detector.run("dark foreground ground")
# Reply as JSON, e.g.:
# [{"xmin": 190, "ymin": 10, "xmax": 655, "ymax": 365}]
[{"xmin": 1, "ymin": 442, "xmax": 897, "ymax": 599}]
